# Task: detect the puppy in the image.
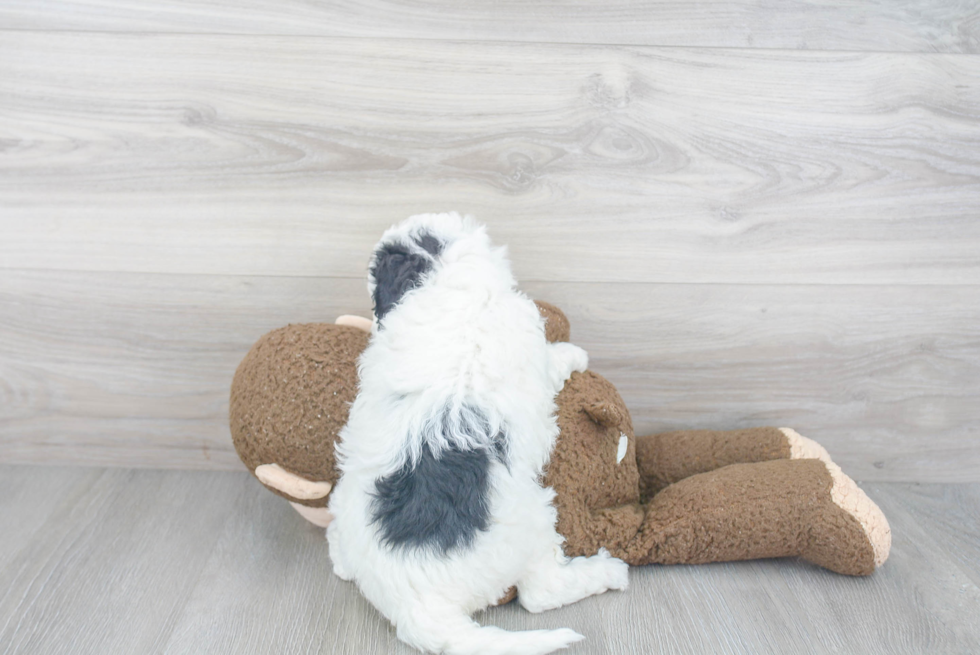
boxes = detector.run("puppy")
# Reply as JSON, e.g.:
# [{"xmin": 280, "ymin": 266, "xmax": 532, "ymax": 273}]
[{"xmin": 327, "ymin": 213, "xmax": 628, "ymax": 655}]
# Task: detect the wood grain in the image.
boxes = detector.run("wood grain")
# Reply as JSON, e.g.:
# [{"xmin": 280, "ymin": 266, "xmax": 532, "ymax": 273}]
[
  {"xmin": 0, "ymin": 1, "xmax": 978, "ymax": 53},
  {"xmin": 533, "ymin": 281, "xmax": 980, "ymax": 484},
  {"xmin": 162, "ymin": 465, "xmax": 401, "ymax": 655},
  {"xmin": 0, "ymin": 465, "xmax": 977, "ymax": 654},
  {"xmin": 0, "ymin": 467, "xmax": 247, "ymax": 655},
  {"xmin": 2, "ymin": 270, "xmax": 977, "ymax": 482},
  {"xmin": 0, "ymin": 466, "xmax": 94, "ymax": 573},
  {"xmin": 1, "ymin": 16, "xmax": 977, "ymax": 485},
  {"xmin": 2, "ymin": 32, "xmax": 980, "ymax": 285},
  {"xmin": 875, "ymin": 482, "xmax": 980, "ymax": 589},
  {"xmin": 0, "ymin": 270, "xmax": 370, "ymax": 470}
]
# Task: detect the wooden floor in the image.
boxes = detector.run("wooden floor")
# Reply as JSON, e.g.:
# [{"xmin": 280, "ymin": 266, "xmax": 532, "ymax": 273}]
[{"xmin": 0, "ymin": 464, "xmax": 977, "ymax": 655}]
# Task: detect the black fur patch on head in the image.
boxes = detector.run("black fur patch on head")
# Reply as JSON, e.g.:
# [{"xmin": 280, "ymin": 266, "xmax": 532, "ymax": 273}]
[
  {"xmin": 370, "ymin": 242, "xmax": 433, "ymax": 322},
  {"xmin": 414, "ymin": 231, "xmax": 443, "ymax": 257},
  {"xmin": 370, "ymin": 409, "xmax": 506, "ymax": 555}
]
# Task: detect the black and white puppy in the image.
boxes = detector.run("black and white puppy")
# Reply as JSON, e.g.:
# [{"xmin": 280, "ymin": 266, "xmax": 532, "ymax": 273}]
[{"xmin": 327, "ymin": 213, "xmax": 628, "ymax": 655}]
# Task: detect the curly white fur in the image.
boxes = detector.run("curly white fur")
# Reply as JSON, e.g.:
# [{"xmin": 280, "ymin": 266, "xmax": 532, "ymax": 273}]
[{"xmin": 327, "ymin": 213, "xmax": 628, "ymax": 655}]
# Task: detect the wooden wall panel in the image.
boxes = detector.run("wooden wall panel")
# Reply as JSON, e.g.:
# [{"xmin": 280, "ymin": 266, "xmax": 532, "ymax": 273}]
[
  {"xmin": 2, "ymin": 33, "xmax": 979, "ymax": 285},
  {"xmin": 1, "ymin": 270, "xmax": 976, "ymax": 482},
  {"xmin": 534, "ymin": 281, "xmax": 980, "ymax": 484},
  {"xmin": 0, "ymin": 271, "xmax": 369, "ymax": 470},
  {"xmin": 0, "ymin": 1, "xmax": 977, "ymax": 53},
  {"xmin": 1, "ymin": 15, "xmax": 977, "ymax": 482}
]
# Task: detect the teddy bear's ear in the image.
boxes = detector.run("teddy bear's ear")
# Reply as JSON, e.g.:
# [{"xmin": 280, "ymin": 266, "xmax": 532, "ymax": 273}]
[
  {"xmin": 583, "ymin": 401, "xmax": 624, "ymax": 429},
  {"xmin": 534, "ymin": 300, "xmax": 570, "ymax": 343}
]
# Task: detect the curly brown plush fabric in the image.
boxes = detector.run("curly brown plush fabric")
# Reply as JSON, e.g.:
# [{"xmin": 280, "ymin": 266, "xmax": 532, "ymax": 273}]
[
  {"xmin": 230, "ymin": 323, "xmax": 367, "ymax": 507},
  {"xmin": 543, "ymin": 374, "xmax": 883, "ymax": 576},
  {"xmin": 534, "ymin": 300, "xmax": 570, "ymax": 344},
  {"xmin": 623, "ymin": 459, "xmax": 877, "ymax": 575},
  {"xmin": 543, "ymin": 370, "xmax": 642, "ymax": 558},
  {"xmin": 231, "ymin": 304, "xmax": 565, "ymax": 507},
  {"xmin": 229, "ymin": 302, "xmax": 889, "ymax": 577},
  {"xmin": 635, "ymin": 427, "xmax": 792, "ymax": 500}
]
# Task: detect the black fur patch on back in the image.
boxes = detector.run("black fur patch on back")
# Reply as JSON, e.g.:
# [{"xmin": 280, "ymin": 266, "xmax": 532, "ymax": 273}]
[
  {"xmin": 370, "ymin": 243, "xmax": 433, "ymax": 322},
  {"xmin": 414, "ymin": 231, "xmax": 443, "ymax": 257},
  {"xmin": 371, "ymin": 437, "xmax": 502, "ymax": 554}
]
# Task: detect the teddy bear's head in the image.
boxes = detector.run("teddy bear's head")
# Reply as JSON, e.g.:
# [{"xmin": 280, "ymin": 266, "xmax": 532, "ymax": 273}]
[
  {"xmin": 230, "ymin": 322, "xmax": 369, "ymax": 507},
  {"xmin": 230, "ymin": 301, "xmax": 571, "ymax": 506},
  {"xmin": 544, "ymin": 370, "xmax": 642, "ymax": 557}
]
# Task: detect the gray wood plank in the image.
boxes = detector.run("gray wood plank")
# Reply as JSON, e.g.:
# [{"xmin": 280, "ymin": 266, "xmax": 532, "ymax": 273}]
[
  {"xmin": 161, "ymin": 465, "xmax": 407, "ymax": 655},
  {"xmin": 0, "ymin": 270, "xmax": 369, "ymax": 470},
  {"xmin": 873, "ymin": 482, "xmax": 980, "ymax": 590},
  {"xmin": 788, "ymin": 480, "xmax": 980, "ymax": 653},
  {"xmin": 506, "ymin": 480, "xmax": 980, "ymax": 654},
  {"xmin": 1, "ymin": 466, "xmax": 977, "ymax": 654},
  {"xmin": 0, "ymin": 467, "xmax": 95, "ymax": 573},
  {"xmin": 128, "ymin": 474, "xmax": 980, "ymax": 655},
  {"xmin": 2, "ymin": 270, "xmax": 978, "ymax": 482},
  {"xmin": 0, "ymin": 1, "xmax": 977, "ymax": 53},
  {"xmin": 535, "ymin": 281, "xmax": 980, "ymax": 484},
  {"xmin": 0, "ymin": 466, "xmax": 248, "ymax": 655},
  {"xmin": 2, "ymin": 32, "xmax": 980, "ymax": 285}
]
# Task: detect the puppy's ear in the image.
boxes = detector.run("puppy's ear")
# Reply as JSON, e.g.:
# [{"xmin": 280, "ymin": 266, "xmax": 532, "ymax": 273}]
[
  {"xmin": 370, "ymin": 243, "xmax": 433, "ymax": 321},
  {"xmin": 583, "ymin": 401, "xmax": 623, "ymax": 429},
  {"xmin": 413, "ymin": 230, "xmax": 443, "ymax": 257}
]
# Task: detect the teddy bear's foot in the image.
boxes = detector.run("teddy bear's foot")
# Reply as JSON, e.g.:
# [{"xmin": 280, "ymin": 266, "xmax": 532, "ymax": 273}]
[
  {"xmin": 624, "ymin": 458, "xmax": 889, "ymax": 575},
  {"xmin": 780, "ymin": 428, "xmax": 890, "ymax": 573},
  {"xmin": 289, "ymin": 501, "xmax": 335, "ymax": 528},
  {"xmin": 801, "ymin": 458, "xmax": 891, "ymax": 575},
  {"xmin": 780, "ymin": 427, "xmax": 833, "ymax": 463}
]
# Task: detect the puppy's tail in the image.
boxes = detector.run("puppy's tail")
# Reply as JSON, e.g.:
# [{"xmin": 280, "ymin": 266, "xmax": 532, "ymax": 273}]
[{"xmin": 398, "ymin": 603, "xmax": 583, "ymax": 655}]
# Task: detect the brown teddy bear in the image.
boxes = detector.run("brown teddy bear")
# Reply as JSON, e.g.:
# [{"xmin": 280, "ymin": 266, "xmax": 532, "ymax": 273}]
[{"xmin": 230, "ymin": 302, "xmax": 890, "ymax": 582}]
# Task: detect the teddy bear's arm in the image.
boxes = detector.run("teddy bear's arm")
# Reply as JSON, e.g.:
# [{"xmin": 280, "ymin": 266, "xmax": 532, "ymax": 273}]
[{"xmin": 633, "ymin": 427, "xmax": 834, "ymax": 500}]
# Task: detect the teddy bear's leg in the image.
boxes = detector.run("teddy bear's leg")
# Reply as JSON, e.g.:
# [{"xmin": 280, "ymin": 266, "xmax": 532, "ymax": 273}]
[
  {"xmin": 615, "ymin": 458, "xmax": 890, "ymax": 575},
  {"xmin": 634, "ymin": 427, "xmax": 833, "ymax": 500}
]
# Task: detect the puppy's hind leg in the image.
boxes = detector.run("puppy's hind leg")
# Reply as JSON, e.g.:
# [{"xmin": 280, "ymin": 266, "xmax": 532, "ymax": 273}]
[
  {"xmin": 395, "ymin": 596, "xmax": 583, "ymax": 655},
  {"xmin": 518, "ymin": 547, "xmax": 629, "ymax": 614}
]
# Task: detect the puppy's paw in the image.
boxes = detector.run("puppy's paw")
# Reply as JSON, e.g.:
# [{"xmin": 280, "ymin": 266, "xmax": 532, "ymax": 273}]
[
  {"xmin": 594, "ymin": 548, "xmax": 629, "ymax": 591},
  {"xmin": 328, "ymin": 531, "xmax": 354, "ymax": 581},
  {"xmin": 559, "ymin": 343, "xmax": 589, "ymax": 373},
  {"xmin": 567, "ymin": 548, "xmax": 629, "ymax": 597},
  {"xmin": 518, "ymin": 548, "xmax": 629, "ymax": 613},
  {"xmin": 549, "ymin": 342, "xmax": 589, "ymax": 390},
  {"xmin": 331, "ymin": 560, "xmax": 353, "ymax": 582}
]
